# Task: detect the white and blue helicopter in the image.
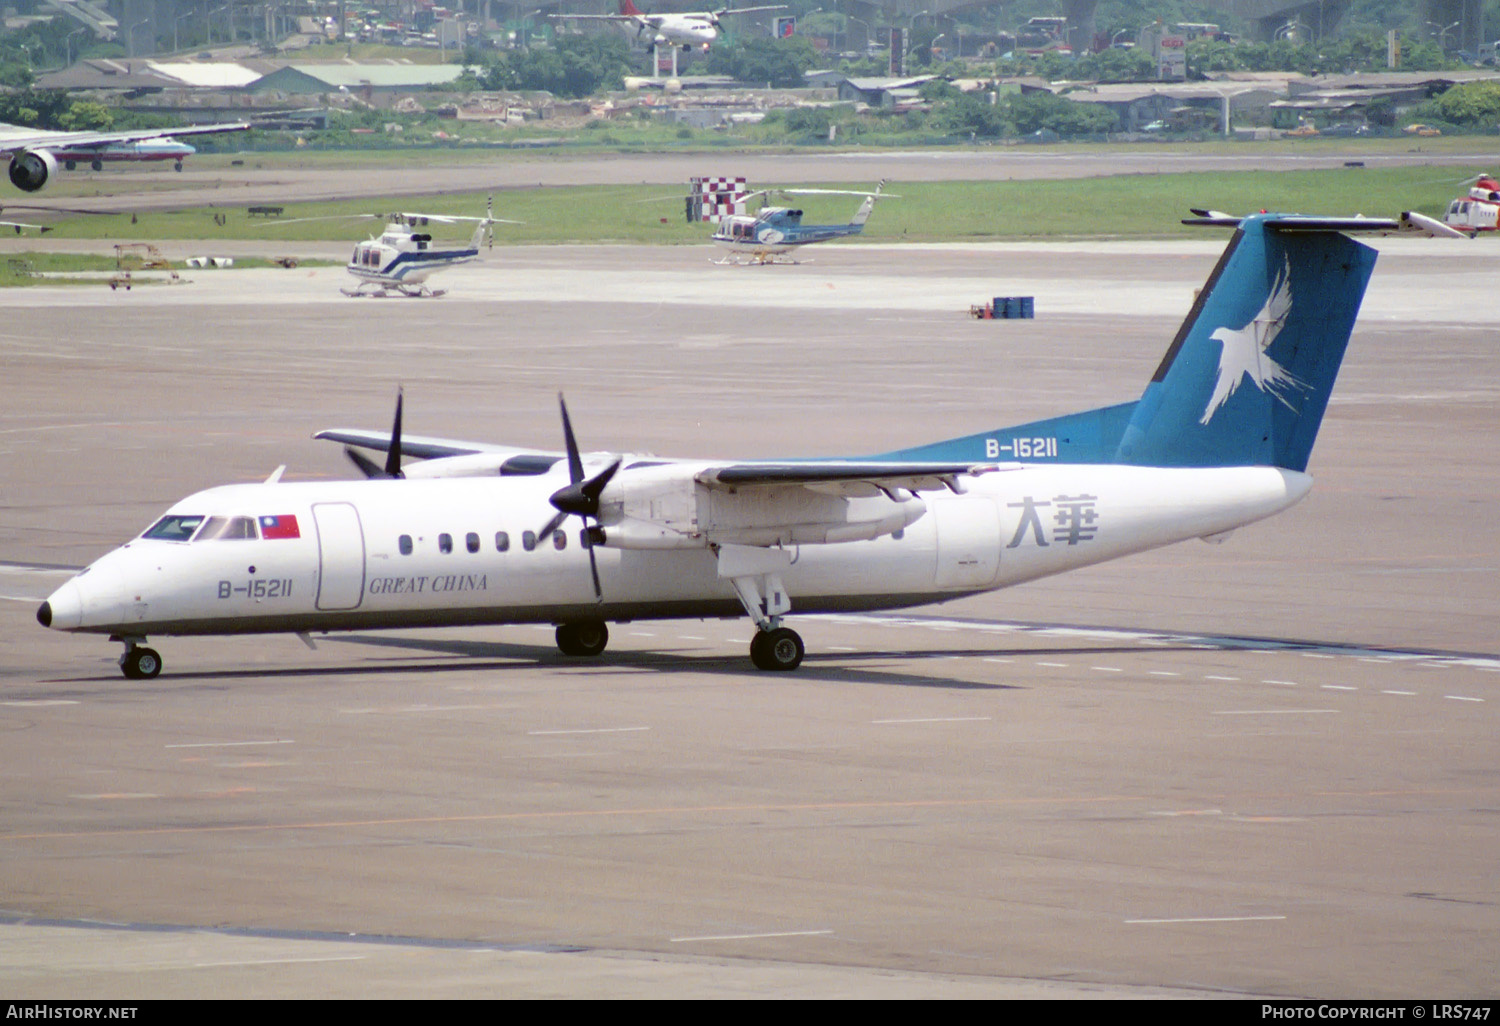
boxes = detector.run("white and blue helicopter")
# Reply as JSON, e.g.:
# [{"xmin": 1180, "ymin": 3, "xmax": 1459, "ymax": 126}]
[
  {"xmin": 710, "ymin": 182, "xmax": 896, "ymax": 264},
  {"xmin": 262, "ymin": 198, "xmax": 520, "ymax": 297},
  {"xmin": 37, "ymin": 210, "xmax": 1462, "ymax": 678}
]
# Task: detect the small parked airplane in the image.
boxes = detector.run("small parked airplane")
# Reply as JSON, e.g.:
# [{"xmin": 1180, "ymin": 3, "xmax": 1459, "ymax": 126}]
[
  {"xmin": 37, "ymin": 211, "xmax": 1458, "ymax": 679},
  {"xmin": 711, "ymin": 183, "xmax": 895, "ymax": 264},
  {"xmin": 0, "ymin": 120, "xmax": 249, "ymax": 192}
]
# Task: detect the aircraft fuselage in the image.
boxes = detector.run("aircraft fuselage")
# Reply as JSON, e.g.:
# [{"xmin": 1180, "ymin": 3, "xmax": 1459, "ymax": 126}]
[{"xmin": 41, "ymin": 466, "xmax": 1308, "ymax": 641}]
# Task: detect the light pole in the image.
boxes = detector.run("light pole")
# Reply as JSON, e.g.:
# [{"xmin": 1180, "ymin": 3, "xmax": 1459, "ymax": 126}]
[
  {"xmin": 65, "ymin": 27, "xmax": 86, "ymax": 65},
  {"xmin": 175, "ymin": 10, "xmax": 195, "ymax": 53},
  {"xmin": 210, "ymin": 6, "xmax": 229, "ymax": 48},
  {"xmin": 127, "ymin": 18, "xmax": 149, "ymax": 58},
  {"xmin": 845, "ymin": 12, "xmax": 871, "ymax": 53},
  {"xmin": 1426, "ymin": 20, "xmax": 1459, "ymax": 52}
]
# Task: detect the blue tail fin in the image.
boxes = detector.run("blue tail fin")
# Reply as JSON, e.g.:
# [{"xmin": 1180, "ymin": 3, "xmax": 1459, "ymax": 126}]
[
  {"xmin": 1113, "ymin": 215, "xmax": 1377, "ymax": 471},
  {"xmin": 878, "ymin": 214, "xmax": 1377, "ymax": 472}
]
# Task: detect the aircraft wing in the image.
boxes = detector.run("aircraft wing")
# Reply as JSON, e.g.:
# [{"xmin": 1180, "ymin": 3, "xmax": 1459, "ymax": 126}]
[
  {"xmin": 1183, "ymin": 209, "xmax": 1468, "ymax": 238},
  {"xmin": 2, "ymin": 219, "xmax": 50, "ymax": 234},
  {"xmin": 0, "ymin": 120, "xmax": 250, "ymax": 157},
  {"xmin": 547, "ymin": 13, "xmax": 634, "ymax": 20},
  {"xmin": 699, "ymin": 460, "xmax": 996, "ymax": 494},
  {"xmin": 714, "ymin": 5, "xmax": 788, "ymax": 15},
  {"xmin": 313, "ymin": 428, "xmax": 495, "ymax": 460}
]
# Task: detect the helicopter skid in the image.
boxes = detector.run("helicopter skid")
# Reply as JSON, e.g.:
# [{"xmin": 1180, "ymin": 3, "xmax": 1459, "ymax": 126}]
[
  {"xmin": 342, "ymin": 283, "xmax": 447, "ymax": 298},
  {"xmin": 711, "ymin": 253, "xmax": 803, "ymax": 267}
]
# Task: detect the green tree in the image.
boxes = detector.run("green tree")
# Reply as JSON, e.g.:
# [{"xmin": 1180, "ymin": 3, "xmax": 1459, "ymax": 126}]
[
  {"xmin": 56, "ymin": 100, "xmax": 113, "ymax": 131},
  {"xmin": 1415, "ymin": 81, "xmax": 1500, "ymax": 128},
  {"xmin": 707, "ymin": 36, "xmax": 814, "ymax": 87},
  {"xmin": 479, "ymin": 33, "xmax": 632, "ymax": 97}
]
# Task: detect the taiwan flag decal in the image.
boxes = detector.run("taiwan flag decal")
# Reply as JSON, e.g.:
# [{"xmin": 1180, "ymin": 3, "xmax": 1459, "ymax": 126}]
[{"xmin": 259, "ymin": 515, "xmax": 301, "ymax": 540}]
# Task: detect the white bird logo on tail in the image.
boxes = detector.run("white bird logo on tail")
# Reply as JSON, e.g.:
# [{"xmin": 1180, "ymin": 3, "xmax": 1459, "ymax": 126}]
[{"xmin": 1200, "ymin": 256, "xmax": 1308, "ymax": 425}]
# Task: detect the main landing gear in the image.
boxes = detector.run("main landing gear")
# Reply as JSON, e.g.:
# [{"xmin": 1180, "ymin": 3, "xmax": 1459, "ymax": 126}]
[
  {"xmin": 749, "ymin": 626, "xmax": 804, "ymax": 671},
  {"xmin": 114, "ymin": 636, "xmax": 162, "ymax": 679},
  {"xmin": 719, "ymin": 545, "xmax": 805, "ymax": 672},
  {"xmin": 556, "ymin": 620, "xmax": 609, "ymax": 657}
]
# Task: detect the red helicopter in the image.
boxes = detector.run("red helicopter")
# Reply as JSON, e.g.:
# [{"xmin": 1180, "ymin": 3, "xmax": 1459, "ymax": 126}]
[{"xmin": 1442, "ymin": 174, "xmax": 1500, "ymax": 236}]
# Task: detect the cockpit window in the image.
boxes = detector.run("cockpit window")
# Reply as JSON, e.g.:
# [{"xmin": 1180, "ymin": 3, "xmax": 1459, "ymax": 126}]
[
  {"xmin": 194, "ymin": 516, "xmax": 260, "ymax": 541},
  {"xmin": 142, "ymin": 515, "xmax": 204, "ymax": 541}
]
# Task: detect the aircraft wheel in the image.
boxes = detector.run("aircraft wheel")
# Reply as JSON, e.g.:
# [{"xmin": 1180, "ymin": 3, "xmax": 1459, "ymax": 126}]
[
  {"xmin": 64, "ymin": 160, "xmax": 76, "ymax": 171},
  {"xmin": 750, "ymin": 627, "xmax": 803, "ymax": 672},
  {"xmin": 90, "ymin": 160, "xmax": 102, "ymax": 172},
  {"xmin": 121, "ymin": 647, "xmax": 162, "ymax": 680},
  {"xmin": 556, "ymin": 620, "xmax": 608, "ymax": 657}
]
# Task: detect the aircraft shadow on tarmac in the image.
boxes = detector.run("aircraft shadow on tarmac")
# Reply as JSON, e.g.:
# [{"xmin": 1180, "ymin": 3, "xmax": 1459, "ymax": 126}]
[{"xmin": 35, "ymin": 630, "xmax": 1497, "ymax": 692}]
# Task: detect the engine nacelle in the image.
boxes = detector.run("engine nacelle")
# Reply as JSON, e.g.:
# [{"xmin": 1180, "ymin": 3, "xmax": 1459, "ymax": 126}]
[{"xmin": 9, "ymin": 149, "xmax": 57, "ymax": 192}]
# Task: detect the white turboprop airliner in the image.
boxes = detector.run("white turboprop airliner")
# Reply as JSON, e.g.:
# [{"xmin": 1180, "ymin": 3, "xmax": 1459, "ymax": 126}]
[
  {"xmin": 551, "ymin": 1, "xmax": 787, "ymax": 52},
  {"xmin": 0, "ymin": 120, "xmax": 250, "ymax": 192},
  {"xmin": 36, "ymin": 212, "xmax": 1462, "ymax": 678}
]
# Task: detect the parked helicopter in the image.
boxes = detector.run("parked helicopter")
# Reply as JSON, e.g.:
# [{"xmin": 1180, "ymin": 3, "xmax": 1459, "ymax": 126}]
[
  {"xmin": 1441, "ymin": 174, "xmax": 1499, "ymax": 236},
  {"xmin": 710, "ymin": 182, "xmax": 897, "ymax": 264},
  {"xmin": 259, "ymin": 198, "xmax": 520, "ymax": 297}
]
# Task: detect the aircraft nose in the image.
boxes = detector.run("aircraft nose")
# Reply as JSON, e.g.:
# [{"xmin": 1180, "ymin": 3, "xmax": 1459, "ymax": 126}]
[{"xmin": 39, "ymin": 579, "xmax": 83, "ymax": 631}]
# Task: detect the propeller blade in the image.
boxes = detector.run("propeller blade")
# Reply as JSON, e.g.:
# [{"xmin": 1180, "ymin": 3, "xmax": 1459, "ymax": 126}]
[
  {"xmin": 558, "ymin": 393, "xmax": 584, "ymax": 485},
  {"xmin": 537, "ymin": 510, "xmax": 568, "ymax": 541},
  {"xmin": 544, "ymin": 396, "xmax": 617, "ymax": 599},
  {"xmin": 384, "ymin": 388, "xmax": 404, "ymax": 479},
  {"xmin": 582, "ymin": 458, "xmax": 622, "ymax": 504},
  {"xmin": 344, "ymin": 446, "xmax": 385, "ymax": 479}
]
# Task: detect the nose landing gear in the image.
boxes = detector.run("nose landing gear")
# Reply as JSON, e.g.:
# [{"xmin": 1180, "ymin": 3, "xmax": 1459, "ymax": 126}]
[{"xmin": 113, "ymin": 636, "xmax": 162, "ymax": 679}]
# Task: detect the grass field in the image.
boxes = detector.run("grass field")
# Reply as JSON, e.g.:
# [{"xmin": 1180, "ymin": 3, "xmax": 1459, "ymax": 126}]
[{"xmin": 30, "ymin": 165, "xmax": 1485, "ymax": 246}]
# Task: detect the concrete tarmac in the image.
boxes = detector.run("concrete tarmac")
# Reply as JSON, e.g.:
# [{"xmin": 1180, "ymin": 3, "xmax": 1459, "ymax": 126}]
[
  {"xmin": 13, "ymin": 143, "xmax": 1499, "ymax": 214},
  {"xmin": 1, "ymin": 232, "xmax": 1497, "ymax": 998}
]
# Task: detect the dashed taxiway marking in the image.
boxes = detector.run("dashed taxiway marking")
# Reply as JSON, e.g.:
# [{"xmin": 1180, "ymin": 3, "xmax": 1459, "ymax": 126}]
[
  {"xmin": 871, "ymin": 716, "xmax": 991, "ymax": 725},
  {"xmin": 669, "ymin": 929, "xmax": 833, "ymax": 943},
  {"xmin": 1211, "ymin": 709, "xmax": 1339, "ymax": 716},
  {"xmin": 1125, "ymin": 915, "xmax": 1285, "ymax": 925},
  {"xmin": 527, "ymin": 726, "xmax": 651, "ymax": 736},
  {"xmin": 165, "ymin": 740, "xmax": 295, "ymax": 749},
  {"xmin": 194, "ymin": 955, "xmax": 368, "ymax": 968}
]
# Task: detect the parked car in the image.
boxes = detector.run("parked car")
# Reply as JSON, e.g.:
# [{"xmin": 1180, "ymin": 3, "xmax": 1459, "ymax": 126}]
[
  {"xmin": 1141, "ymin": 120, "xmax": 1169, "ymax": 133},
  {"xmin": 1322, "ymin": 122, "xmax": 1371, "ymax": 137},
  {"xmin": 1287, "ymin": 124, "xmax": 1320, "ymax": 136},
  {"xmin": 1404, "ymin": 123, "xmax": 1442, "ymax": 136}
]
